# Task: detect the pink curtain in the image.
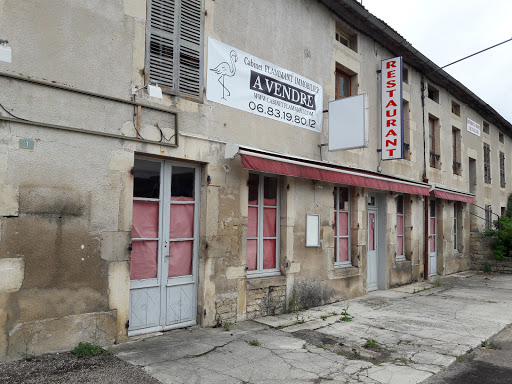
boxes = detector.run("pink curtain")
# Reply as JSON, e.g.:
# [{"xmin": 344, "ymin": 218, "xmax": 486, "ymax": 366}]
[
  {"xmin": 168, "ymin": 241, "xmax": 193, "ymax": 277},
  {"xmin": 248, "ymin": 207, "xmax": 258, "ymax": 237},
  {"xmin": 263, "ymin": 239, "xmax": 276, "ymax": 269},
  {"xmin": 132, "ymin": 200, "xmax": 159, "ymax": 238},
  {"xmin": 397, "ymin": 237, "xmax": 403, "ymax": 256},
  {"xmin": 397, "ymin": 215, "xmax": 404, "ymax": 235},
  {"xmin": 339, "ymin": 212, "xmax": 348, "ymax": 236},
  {"xmin": 264, "ymin": 197, "xmax": 277, "ymax": 206},
  {"xmin": 130, "ymin": 240, "xmax": 158, "ymax": 280},
  {"xmin": 170, "ymin": 204, "xmax": 194, "ymax": 239},
  {"xmin": 339, "ymin": 238, "xmax": 349, "ymax": 262},
  {"xmin": 430, "ymin": 218, "xmax": 436, "ymax": 252},
  {"xmin": 247, "ymin": 239, "xmax": 257, "ymax": 270},
  {"xmin": 369, "ymin": 213, "xmax": 375, "ymax": 251},
  {"xmin": 263, "ymin": 208, "xmax": 276, "ymax": 237}
]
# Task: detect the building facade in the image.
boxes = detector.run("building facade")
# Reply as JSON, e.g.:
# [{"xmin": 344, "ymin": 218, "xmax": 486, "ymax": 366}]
[{"xmin": 0, "ymin": 0, "xmax": 510, "ymax": 359}]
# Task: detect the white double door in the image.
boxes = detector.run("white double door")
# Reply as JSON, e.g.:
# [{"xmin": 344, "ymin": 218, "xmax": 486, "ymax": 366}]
[{"xmin": 129, "ymin": 158, "xmax": 200, "ymax": 336}]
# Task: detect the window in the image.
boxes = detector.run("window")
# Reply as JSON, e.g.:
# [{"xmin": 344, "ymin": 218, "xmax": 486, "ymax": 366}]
[
  {"xmin": 483, "ymin": 121, "xmax": 490, "ymax": 134},
  {"xmin": 396, "ymin": 195, "xmax": 405, "ymax": 260},
  {"xmin": 403, "ymin": 100, "xmax": 411, "ymax": 160},
  {"xmin": 499, "ymin": 132, "xmax": 504, "ymax": 143},
  {"xmin": 483, "ymin": 143, "xmax": 491, "ymax": 184},
  {"xmin": 427, "ymin": 84, "xmax": 439, "ymax": 103},
  {"xmin": 247, "ymin": 173, "xmax": 280, "ymax": 276},
  {"xmin": 453, "ymin": 202, "xmax": 460, "ymax": 252},
  {"xmin": 451, "ymin": 100, "xmax": 460, "ymax": 117},
  {"xmin": 146, "ymin": 0, "xmax": 203, "ymax": 99},
  {"xmin": 429, "ymin": 116, "xmax": 440, "ymax": 168},
  {"xmin": 452, "ymin": 127, "xmax": 461, "ymax": 175},
  {"xmin": 402, "ymin": 67, "xmax": 409, "ymax": 84},
  {"xmin": 334, "ymin": 186, "xmax": 351, "ymax": 266},
  {"xmin": 335, "ymin": 25, "xmax": 357, "ymax": 52},
  {"xmin": 335, "ymin": 69, "xmax": 352, "ymax": 99},
  {"xmin": 485, "ymin": 205, "xmax": 492, "ymax": 230},
  {"xmin": 500, "ymin": 151, "xmax": 506, "ymax": 188}
]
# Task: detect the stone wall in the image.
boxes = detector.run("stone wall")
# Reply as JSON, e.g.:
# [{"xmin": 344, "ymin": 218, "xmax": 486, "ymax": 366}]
[
  {"xmin": 470, "ymin": 232, "xmax": 512, "ymax": 273},
  {"xmin": 246, "ymin": 283, "xmax": 286, "ymax": 320}
]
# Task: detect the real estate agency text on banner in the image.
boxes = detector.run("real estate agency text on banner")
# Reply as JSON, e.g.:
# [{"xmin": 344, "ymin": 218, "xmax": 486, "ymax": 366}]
[
  {"xmin": 206, "ymin": 38, "xmax": 323, "ymax": 132},
  {"xmin": 381, "ymin": 56, "xmax": 403, "ymax": 160}
]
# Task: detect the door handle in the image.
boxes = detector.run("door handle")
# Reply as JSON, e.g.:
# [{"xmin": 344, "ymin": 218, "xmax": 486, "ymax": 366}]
[{"xmin": 165, "ymin": 254, "xmax": 173, "ymax": 260}]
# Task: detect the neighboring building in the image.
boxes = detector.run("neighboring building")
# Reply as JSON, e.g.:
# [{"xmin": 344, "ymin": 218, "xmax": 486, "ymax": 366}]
[{"xmin": 0, "ymin": 0, "xmax": 510, "ymax": 359}]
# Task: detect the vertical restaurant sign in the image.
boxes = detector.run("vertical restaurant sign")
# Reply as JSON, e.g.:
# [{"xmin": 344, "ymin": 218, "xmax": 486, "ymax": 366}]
[
  {"xmin": 207, "ymin": 38, "xmax": 322, "ymax": 132},
  {"xmin": 467, "ymin": 118, "xmax": 481, "ymax": 136},
  {"xmin": 381, "ymin": 57, "xmax": 403, "ymax": 160}
]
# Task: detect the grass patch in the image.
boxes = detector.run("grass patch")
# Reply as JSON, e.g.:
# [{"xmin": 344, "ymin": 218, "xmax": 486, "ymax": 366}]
[
  {"xmin": 71, "ymin": 342, "xmax": 104, "ymax": 357},
  {"xmin": 249, "ymin": 339, "xmax": 261, "ymax": 347}
]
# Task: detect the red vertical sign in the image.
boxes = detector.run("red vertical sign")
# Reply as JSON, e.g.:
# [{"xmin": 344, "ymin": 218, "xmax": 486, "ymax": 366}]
[{"xmin": 381, "ymin": 57, "xmax": 403, "ymax": 160}]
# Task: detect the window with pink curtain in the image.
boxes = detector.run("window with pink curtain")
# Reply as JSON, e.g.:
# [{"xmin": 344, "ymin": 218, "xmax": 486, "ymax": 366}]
[
  {"xmin": 396, "ymin": 195, "xmax": 404, "ymax": 258},
  {"xmin": 247, "ymin": 174, "xmax": 279, "ymax": 273},
  {"xmin": 131, "ymin": 199, "xmax": 159, "ymax": 280},
  {"xmin": 429, "ymin": 201, "xmax": 436, "ymax": 253},
  {"xmin": 334, "ymin": 186, "xmax": 350, "ymax": 265}
]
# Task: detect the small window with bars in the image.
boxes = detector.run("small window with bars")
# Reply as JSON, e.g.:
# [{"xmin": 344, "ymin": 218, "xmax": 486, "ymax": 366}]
[{"xmin": 146, "ymin": 0, "xmax": 203, "ymax": 100}]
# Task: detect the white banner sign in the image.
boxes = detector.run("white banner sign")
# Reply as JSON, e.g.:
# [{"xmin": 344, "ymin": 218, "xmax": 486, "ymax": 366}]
[
  {"xmin": 207, "ymin": 38, "xmax": 322, "ymax": 132},
  {"xmin": 467, "ymin": 118, "xmax": 481, "ymax": 136},
  {"xmin": 381, "ymin": 57, "xmax": 403, "ymax": 160}
]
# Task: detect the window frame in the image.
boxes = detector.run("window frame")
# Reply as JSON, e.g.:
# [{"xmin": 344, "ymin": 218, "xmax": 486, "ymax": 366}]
[
  {"xmin": 500, "ymin": 151, "xmax": 506, "ymax": 188},
  {"xmin": 335, "ymin": 69, "xmax": 352, "ymax": 100},
  {"xmin": 429, "ymin": 117, "xmax": 438, "ymax": 168},
  {"xmin": 485, "ymin": 205, "xmax": 492, "ymax": 230},
  {"xmin": 453, "ymin": 202, "xmax": 459, "ymax": 252},
  {"xmin": 145, "ymin": 0, "xmax": 204, "ymax": 101},
  {"xmin": 247, "ymin": 173, "xmax": 281, "ymax": 278},
  {"xmin": 452, "ymin": 127, "xmax": 461, "ymax": 175},
  {"xmin": 396, "ymin": 195, "xmax": 405, "ymax": 261},
  {"xmin": 334, "ymin": 186, "xmax": 351, "ymax": 268},
  {"xmin": 483, "ymin": 143, "xmax": 491, "ymax": 184}
]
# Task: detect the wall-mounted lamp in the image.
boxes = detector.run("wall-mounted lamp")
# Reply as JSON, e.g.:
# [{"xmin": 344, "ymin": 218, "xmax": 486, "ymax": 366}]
[
  {"xmin": 132, "ymin": 83, "xmax": 163, "ymax": 99},
  {"xmin": 0, "ymin": 38, "xmax": 11, "ymax": 63}
]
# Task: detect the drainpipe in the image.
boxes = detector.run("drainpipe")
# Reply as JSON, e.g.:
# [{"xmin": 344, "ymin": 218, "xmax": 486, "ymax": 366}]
[{"xmin": 421, "ymin": 75, "xmax": 429, "ymax": 280}]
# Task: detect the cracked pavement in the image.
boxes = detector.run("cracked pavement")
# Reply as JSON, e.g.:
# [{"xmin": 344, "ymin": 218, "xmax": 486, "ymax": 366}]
[{"xmin": 113, "ymin": 272, "xmax": 512, "ymax": 383}]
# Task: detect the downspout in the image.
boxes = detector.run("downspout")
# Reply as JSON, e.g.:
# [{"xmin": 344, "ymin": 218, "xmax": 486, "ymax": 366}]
[{"xmin": 421, "ymin": 75, "xmax": 429, "ymax": 280}]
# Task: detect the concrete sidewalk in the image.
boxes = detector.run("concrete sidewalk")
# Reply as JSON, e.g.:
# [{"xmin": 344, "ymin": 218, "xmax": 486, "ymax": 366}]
[{"xmin": 113, "ymin": 272, "xmax": 512, "ymax": 384}]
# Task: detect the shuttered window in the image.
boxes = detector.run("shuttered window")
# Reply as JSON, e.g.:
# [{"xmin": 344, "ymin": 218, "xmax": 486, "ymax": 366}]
[
  {"xmin": 146, "ymin": 0, "xmax": 203, "ymax": 99},
  {"xmin": 483, "ymin": 143, "xmax": 491, "ymax": 184}
]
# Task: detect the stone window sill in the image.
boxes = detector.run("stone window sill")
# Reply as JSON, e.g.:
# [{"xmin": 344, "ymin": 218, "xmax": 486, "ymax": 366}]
[{"xmin": 247, "ymin": 275, "xmax": 286, "ymax": 290}]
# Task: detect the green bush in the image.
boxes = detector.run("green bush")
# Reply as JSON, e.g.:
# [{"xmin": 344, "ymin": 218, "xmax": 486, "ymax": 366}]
[{"xmin": 483, "ymin": 216, "xmax": 512, "ymax": 260}]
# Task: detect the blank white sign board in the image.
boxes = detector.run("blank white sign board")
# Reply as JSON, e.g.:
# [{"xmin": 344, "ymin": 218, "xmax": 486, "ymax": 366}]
[
  {"xmin": 306, "ymin": 214, "xmax": 320, "ymax": 247},
  {"xmin": 328, "ymin": 94, "xmax": 369, "ymax": 151}
]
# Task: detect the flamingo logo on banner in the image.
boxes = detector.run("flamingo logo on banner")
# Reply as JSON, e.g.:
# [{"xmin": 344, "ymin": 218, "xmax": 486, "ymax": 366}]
[{"xmin": 381, "ymin": 57, "xmax": 403, "ymax": 160}]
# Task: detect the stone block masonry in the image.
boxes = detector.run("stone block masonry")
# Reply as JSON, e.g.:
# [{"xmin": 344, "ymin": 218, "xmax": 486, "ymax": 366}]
[
  {"xmin": 246, "ymin": 285, "xmax": 286, "ymax": 320},
  {"xmin": 470, "ymin": 232, "xmax": 512, "ymax": 273}
]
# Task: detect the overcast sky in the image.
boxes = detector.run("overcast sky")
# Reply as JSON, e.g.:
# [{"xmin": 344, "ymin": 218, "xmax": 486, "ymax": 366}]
[{"xmin": 361, "ymin": 0, "xmax": 512, "ymax": 124}]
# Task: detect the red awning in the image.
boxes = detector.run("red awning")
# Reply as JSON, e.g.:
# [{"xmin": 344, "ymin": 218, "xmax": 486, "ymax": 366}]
[
  {"xmin": 240, "ymin": 151, "xmax": 430, "ymax": 196},
  {"xmin": 433, "ymin": 188, "xmax": 474, "ymax": 203}
]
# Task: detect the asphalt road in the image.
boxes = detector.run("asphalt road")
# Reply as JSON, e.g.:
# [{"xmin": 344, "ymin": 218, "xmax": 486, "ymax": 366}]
[{"xmin": 423, "ymin": 324, "xmax": 512, "ymax": 384}]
